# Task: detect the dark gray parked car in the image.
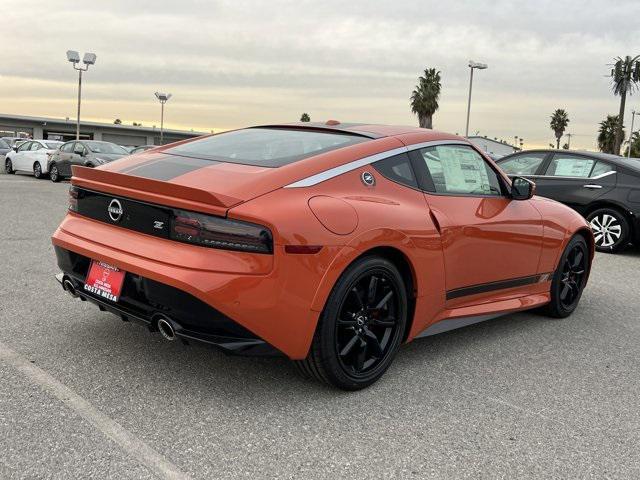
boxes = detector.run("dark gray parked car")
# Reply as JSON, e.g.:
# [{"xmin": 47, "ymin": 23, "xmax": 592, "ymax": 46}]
[
  {"xmin": 48, "ymin": 140, "xmax": 129, "ymax": 182},
  {"xmin": 0, "ymin": 138, "xmax": 10, "ymax": 163},
  {"xmin": 497, "ymin": 149, "xmax": 640, "ymax": 253}
]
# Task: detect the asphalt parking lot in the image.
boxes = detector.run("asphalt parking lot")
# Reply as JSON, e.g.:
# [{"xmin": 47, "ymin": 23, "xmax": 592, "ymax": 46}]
[{"xmin": 1, "ymin": 172, "xmax": 639, "ymax": 479}]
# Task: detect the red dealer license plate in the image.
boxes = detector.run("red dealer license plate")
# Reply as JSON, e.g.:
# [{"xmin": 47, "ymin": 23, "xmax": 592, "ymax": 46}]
[{"xmin": 83, "ymin": 261, "xmax": 126, "ymax": 302}]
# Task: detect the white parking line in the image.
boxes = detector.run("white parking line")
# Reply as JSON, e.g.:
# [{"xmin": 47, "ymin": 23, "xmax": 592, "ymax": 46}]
[{"xmin": 0, "ymin": 341, "xmax": 191, "ymax": 480}]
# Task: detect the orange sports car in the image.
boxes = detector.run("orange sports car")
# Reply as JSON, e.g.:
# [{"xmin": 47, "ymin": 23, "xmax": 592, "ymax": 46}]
[{"xmin": 52, "ymin": 122, "xmax": 594, "ymax": 390}]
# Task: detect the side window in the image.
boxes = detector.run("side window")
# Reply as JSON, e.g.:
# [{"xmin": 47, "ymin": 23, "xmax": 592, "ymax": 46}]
[
  {"xmin": 590, "ymin": 161, "xmax": 614, "ymax": 178},
  {"xmin": 61, "ymin": 142, "xmax": 74, "ymax": 153},
  {"xmin": 416, "ymin": 144, "xmax": 502, "ymax": 196},
  {"xmin": 373, "ymin": 153, "xmax": 418, "ymax": 189},
  {"xmin": 73, "ymin": 143, "xmax": 85, "ymax": 155},
  {"xmin": 17, "ymin": 141, "xmax": 32, "ymax": 152},
  {"xmin": 498, "ymin": 153, "xmax": 546, "ymax": 175},
  {"xmin": 30, "ymin": 142, "xmax": 42, "ymax": 151},
  {"xmin": 545, "ymin": 154, "xmax": 594, "ymax": 177}
]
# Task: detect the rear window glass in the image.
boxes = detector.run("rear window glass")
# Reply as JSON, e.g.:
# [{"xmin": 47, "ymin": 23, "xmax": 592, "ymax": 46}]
[
  {"xmin": 84, "ymin": 141, "xmax": 128, "ymax": 154},
  {"xmin": 165, "ymin": 128, "xmax": 369, "ymax": 167}
]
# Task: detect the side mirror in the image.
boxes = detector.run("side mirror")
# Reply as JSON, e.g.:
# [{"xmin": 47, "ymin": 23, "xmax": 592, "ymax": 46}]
[
  {"xmin": 511, "ymin": 176, "xmax": 536, "ymax": 200},
  {"xmin": 12, "ymin": 146, "xmax": 18, "ymax": 152}
]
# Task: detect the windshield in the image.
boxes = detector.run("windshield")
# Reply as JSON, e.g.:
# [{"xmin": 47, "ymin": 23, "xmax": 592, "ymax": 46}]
[
  {"xmin": 44, "ymin": 141, "xmax": 62, "ymax": 149},
  {"xmin": 84, "ymin": 141, "xmax": 128, "ymax": 155},
  {"xmin": 165, "ymin": 128, "xmax": 369, "ymax": 167},
  {"xmin": 0, "ymin": 139, "xmax": 8, "ymax": 148}
]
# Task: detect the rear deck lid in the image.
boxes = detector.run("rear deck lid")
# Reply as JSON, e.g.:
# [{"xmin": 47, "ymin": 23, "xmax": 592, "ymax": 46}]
[{"xmin": 71, "ymin": 127, "xmax": 381, "ymax": 216}]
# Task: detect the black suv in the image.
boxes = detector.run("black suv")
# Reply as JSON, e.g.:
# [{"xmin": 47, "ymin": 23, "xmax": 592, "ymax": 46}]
[{"xmin": 497, "ymin": 150, "xmax": 640, "ymax": 253}]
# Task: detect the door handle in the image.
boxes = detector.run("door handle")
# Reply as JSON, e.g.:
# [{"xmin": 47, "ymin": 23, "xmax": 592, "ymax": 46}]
[{"xmin": 583, "ymin": 184, "xmax": 602, "ymax": 189}]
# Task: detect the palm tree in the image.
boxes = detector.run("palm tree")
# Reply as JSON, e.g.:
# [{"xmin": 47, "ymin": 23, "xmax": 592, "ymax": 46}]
[
  {"xmin": 410, "ymin": 68, "xmax": 441, "ymax": 129},
  {"xmin": 624, "ymin": 131, "xmax": 640, "ymax": 157},
  {"xmin": 610, "ymin": 55, "xmax": 640, "ymax": 154},
  {"xmin": 300, "ymin": 113, "xmax": 310, "ymax": 122},
  {"xmin": 598, "ymin": 115, "xmax": 623, "ymax": 154},
  {"xmin": 550, "ymin": 109, "xmax": 569, "ymax": 149}
]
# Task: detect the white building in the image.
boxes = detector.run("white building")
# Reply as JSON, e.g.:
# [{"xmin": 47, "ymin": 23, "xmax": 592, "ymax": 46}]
[{"xmin": 467, "ymin": 136, "xmax": 518, "ymax": 157}]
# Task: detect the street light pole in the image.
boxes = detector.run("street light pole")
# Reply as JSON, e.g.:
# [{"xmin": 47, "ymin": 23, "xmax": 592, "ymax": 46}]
[
  {"xmin": 155, "ymin": 92, "xmax": 172, "ymax": 145},
  {"xmin": 628, "ymin": 110, "xmax": 637, "ymax": 159},
  {"xmin": 76, "ymin": 69, "xmax": 82, "ymax": 141},
  {"xmin": 66, "ymin": 51, "xmax": 96, "ymax": 141},
  {"xmin": 465, "ymin": 61, "xmax": 488, "ymax": 137}
]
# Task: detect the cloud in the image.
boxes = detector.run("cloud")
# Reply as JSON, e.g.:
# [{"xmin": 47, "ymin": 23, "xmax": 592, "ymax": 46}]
[{"xmin": 1, "ymin": 0, "xmax": 639, "ymax": 147}]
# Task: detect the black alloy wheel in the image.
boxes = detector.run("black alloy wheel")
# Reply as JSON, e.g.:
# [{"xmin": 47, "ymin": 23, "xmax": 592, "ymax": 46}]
[
  {"xmin": 49, "ymin": 163, "xmax": 61, "ymax": 182},
  {"xmin": 587, "ymin": 208, "xmax": 629, "ymax": 253},
  {"xmin": 5, "ymin": 158, "xmax": 14, "ymax": 174},
  {"xmin": 33, "ymin": 162, "xmax": 42, "ymax": 179},
  {"xmin": 542, "ymin": 235, "xmax": 589, "ymax": 318},
  {"xmin": 296, "ymin": 255, "xmax": 407, "ymax": 390}
]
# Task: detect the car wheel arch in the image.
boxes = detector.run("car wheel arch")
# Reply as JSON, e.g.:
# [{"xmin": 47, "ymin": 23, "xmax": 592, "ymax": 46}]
[
  {"xmin": 309, "ymin": 231, "xmax": 420, "ymax": 342},
  {"xmin": 584, "ymin": 201, "xmax": 635, "ymax": 238}
]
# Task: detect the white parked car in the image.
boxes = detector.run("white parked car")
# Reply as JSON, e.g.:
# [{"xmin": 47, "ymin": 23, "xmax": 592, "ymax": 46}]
[{"xmin": 5, "ymin": 140, "xmax": 64, "ymax": 179}]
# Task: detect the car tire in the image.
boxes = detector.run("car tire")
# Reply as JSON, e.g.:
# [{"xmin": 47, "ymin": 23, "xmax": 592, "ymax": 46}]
[
  {"xmin": 295, "ymin": 255, "xmax": 408, "ymax": 390},
  {"xmin": 541, "ymin": 235, "xmax": 590, "ymax": 318},
  {"xmin": 49, "ymin": 163, "xmax": 61, "ymax": 182},
  {"xmin": 5, "ymin": 158, "xmax": 14, "ymax": 174},
  {"xmin": 33, "ymin": 162, "xmax": 43, "ymax": 179},
  {"xmin": 587, "ymin": 208, "xmax": 629, "ymax": 253}
]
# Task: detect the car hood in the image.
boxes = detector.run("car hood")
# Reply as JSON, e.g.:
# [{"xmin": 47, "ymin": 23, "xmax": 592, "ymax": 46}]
[{"xmin": 70, "ymin": 137, "xmax": 404, "ymax": 216}]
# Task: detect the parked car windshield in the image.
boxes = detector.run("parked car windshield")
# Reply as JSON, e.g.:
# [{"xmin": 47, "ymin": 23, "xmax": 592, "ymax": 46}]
[
  {"xmin": 165, "ymin": 127, "xmax": 369, "ymax": 167},
  {"xmin": 0, "ymin": 139, "xmax": 9, "ymax": 148},
  {"xmin": 84, "ymin": 141, "xmax": 128, "ymax": 154}
]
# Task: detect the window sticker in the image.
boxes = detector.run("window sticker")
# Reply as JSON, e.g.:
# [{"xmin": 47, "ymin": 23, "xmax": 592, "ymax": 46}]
[
  {"xmin": 435, "ymin": 146, "xmax": 492, "ymax": 193},
  {"xmin": 553, "ymin": 158, "xmax": 594, "ymax": 177}
]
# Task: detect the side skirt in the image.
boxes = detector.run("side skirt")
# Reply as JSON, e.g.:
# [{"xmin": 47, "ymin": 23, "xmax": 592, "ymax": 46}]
[
  {"xmin": 415, "ymin": 313, "xmax": 505, "ymax": 338},
  {"xmin": 414, "ymin": 292, "xmax": 551, "ymax": 339}
]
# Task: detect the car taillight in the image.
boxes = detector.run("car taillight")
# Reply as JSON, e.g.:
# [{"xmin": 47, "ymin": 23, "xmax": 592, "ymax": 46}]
[
  {"xmin": 68, "ymin": 186, "xmax": 79, "ymax": 212},
  {"xmin": 170, "ymin": 209, "xmax": 273, "ymax": 254}
]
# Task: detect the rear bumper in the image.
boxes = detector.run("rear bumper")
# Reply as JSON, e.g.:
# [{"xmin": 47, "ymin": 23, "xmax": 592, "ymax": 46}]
[
  {"xmin": 51, "ymin": 215, "xmax": 336, "ymax": 359},
  {"xmin": 54, "ymin": 271, "xmax": 276, "ymax": 356}
]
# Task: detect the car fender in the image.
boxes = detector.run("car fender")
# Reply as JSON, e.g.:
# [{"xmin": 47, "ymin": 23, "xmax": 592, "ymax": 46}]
[{"xmin": 309, "ymin": 228, "xmax": 419, "ymax": 313}]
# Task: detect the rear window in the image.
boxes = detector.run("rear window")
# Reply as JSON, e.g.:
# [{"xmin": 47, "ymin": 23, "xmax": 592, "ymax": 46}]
[
  {"xmin": 84, "ymin": 141, "xmax": 128, "ymax": 155},
  {"xmin": 165, "ymin": 128, "xmax": 369, "ymax": 167},
  {"xmin": 44, "ymin": 141, "xmax": 62, "ymax": 149}
]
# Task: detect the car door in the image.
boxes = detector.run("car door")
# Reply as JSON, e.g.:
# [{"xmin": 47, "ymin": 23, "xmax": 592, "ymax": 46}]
[
  {"xmin": 26, "ymin": 141, "xmax": 44, "ymax": 171},
  {"xmin": 53, "ymin": 142, "xmax": 75, "ymax": 176},
  {"xmin": 409, "ymin": 143, "xmax": 544, "ymax": 303},
  {"xmin": 532, "ymin": 153, "xmax": 617, "ymax": 214},
  {"xmin": 13, "ymin": 141, "xmax": 32, "ymax": 171}
]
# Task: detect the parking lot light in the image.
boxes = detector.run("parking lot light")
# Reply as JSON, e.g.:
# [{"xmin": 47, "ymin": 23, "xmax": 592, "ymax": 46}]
[
  {"xmin": 67, "ymin": 50, "xmax": 97, "ymax": 141},
  {"xmin": 155, "ymin": 92, "xmax": 172, "ymax": 145},
  {"xmin": 465, "ymin": 60, "xmax": 488, "ymax": 137},
  {"xmin": 629, "ymin": 110, "xmax": 637, "ymax": 159}
]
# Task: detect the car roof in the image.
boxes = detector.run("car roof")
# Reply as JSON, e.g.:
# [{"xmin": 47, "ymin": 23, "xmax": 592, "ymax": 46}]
[{"xmin": 252, "ymin": 122, "xmax": 455, "ymax": 141}]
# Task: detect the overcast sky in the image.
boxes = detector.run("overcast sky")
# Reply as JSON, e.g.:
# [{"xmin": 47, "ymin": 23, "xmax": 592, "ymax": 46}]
[{"xmin": 2, "ymin": 0, "xmax": 639, "ymax": 149}]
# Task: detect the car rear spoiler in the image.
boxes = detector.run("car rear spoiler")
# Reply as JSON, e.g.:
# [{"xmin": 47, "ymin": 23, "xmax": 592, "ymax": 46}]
[{"xmin": 70, "ymin": 165, "xmax": 242, "ymax": 216}]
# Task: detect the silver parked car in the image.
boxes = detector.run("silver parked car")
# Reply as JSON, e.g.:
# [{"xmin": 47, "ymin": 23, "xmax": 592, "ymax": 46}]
[{"xmin": 47, "ymin": 140, "xmax": 129, "ymax": 182}]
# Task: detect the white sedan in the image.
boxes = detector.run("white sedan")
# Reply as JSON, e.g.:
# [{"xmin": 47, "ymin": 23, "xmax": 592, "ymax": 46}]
[{"xmin": 5, "ymin": 140, "xmax": 64, "ymax": 179}]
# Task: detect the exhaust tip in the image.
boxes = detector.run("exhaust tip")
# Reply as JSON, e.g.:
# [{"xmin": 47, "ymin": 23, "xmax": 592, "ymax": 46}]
[
  {"xmin": 62, "ymin": 278, "xmax": 78, "ymax": 298},
  {"xmin": 156, "ymin": 316, "xmax": 176, "ymax": 341}
]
